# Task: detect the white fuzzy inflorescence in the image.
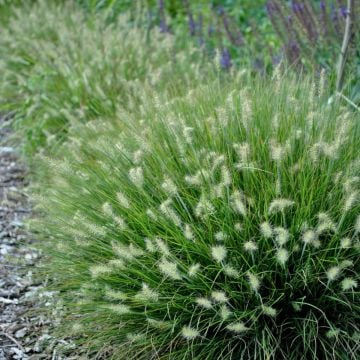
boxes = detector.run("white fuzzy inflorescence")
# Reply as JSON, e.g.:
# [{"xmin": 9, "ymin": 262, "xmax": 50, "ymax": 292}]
[
  {"xmin": 211, "ymin": 245, "xmax": 227, "ymax": 263},
  {"xmin": 181, "ymin": 326, "xmax": 199, "ymax": 340},
  {"xmin": 268, "ymin": 198, "xmax": 294, "ymax": 214},
  {"xmin": 158, "ymin": 258, "xmax": 182, "ymax": 280}
]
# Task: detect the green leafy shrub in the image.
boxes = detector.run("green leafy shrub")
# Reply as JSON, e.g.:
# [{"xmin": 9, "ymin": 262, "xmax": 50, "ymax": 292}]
[{"xmin": 34, "ymin": 73, "xmax": 360, "ymax": 359}]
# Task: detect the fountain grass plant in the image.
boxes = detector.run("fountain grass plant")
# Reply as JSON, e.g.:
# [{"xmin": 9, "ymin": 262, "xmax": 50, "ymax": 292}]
[{"xmin": 32, "ymin": 71, "xmax": 360, "ymax": 359}]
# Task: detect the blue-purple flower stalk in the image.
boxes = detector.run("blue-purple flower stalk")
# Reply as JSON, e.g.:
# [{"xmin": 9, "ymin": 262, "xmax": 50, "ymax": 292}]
[
  {"xmin": 158, "ymin": 0, "xmax": 170, "ymax": 33},
  {"xmin": 220, "ymin": 48, "xmax": 232, "ymax": 69}
]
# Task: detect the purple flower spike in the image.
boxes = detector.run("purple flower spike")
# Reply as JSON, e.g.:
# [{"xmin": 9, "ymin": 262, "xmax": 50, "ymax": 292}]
[
  {"xmin": 320, "ymin": 1, "xmax": 326, "ymax": 11},
  {"xmin": 340, "ymin": 6, "xmax": 348, "ymax": 18},
  {"xmin": 220, "ymin": 48, "xmax": 232, "ymax": 70}
]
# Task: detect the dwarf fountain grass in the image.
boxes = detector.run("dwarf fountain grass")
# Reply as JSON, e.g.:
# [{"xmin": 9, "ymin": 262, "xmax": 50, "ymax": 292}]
[{"xmin": 33, "ymin": 73, "xmax": 360, "ymax": 359}]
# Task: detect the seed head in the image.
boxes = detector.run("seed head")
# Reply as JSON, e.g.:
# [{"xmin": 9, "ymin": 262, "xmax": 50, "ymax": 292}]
[
  {"xmin": 215, "ymin": 231, "xmax": 228, "ymax": 241},
  {"xmin": 211, "ymin": 245, "xmax": 227, "ymax": 263},
  {"xmin": 135, "ymin": 283, "xmax": 159, "ymax": 302},
  {"xmin": 341, "ymin": 278, "xmax": 358, "ymax": 291},
  {"xmin": 244, "ymin": 241, "xmax": 258, "ymax": 252},
  {"xmin": 340, "ymin": 237, "xmax": 352, "ymax": 249},
  {"xmin": 211, "ymin": 291, "xmax": 228, "ymax": 303},
  {"xmin": 247, "ymin": 272, "xmax": 260, "ymax": 293},
  {"xmin": 223, "ymin": 265, "xmax": 239, "ymax": 278},
  {"xmin": 276, "ymin": 248, "xmax": 289, "ymax": 265},
  {"xmin": 262, "ymin": 305, "xmax": 277, "ymax": 317},
  {"xmin": 226, "ymin": 322, "xmax": 249, "ymax": 333},
  {"xmin": 274, "ymin": 227, "xmax": 289, "ymax": 246},
  {"xmin": 188, "ymin": 263, "xmax": 201, "ymax": 277},
  {"xmin": 195, "ymin": 297, "xmax": 213, "ymax": 309},
  {"xmin": 219, "ymin": 305, "xmax": 232, "ymax": 320},
  {"xmin": 260, "ymin": 222, "xmax": 273, "ymax": 239},
  {"xmin": 161, "ymin": 177, "xmax": 178, "ymax": 196},
  {"xmin": 129, "ymin": 167, "xmax": 144, "ymax": 188},
  {"xmin": 326, "ymin": 266, "xmax": 341, "ymax": 282},
  {"xmin": 158, "ymin": 258, "xmax": 182, "ymax": 280},
  {"xmin": 181, "ymin": 326, "xmax": 199, "ymax": 340},
  {"xmin": 105, "ymin": 304, "xmax": 131, "ymax": 315},
  {"xmin": 302, "ymin": 229, "xmax": 317, "ymax": 245},
  {"xmin": 183, "ymin": 224, "xmax": 194, "ymax": 240},
  {"xmin": 268, "ymin": 198, "xmax": 294, "ymax": 214}
]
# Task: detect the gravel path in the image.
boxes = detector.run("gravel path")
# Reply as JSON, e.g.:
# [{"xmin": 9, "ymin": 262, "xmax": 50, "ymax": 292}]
[{"xmin": 0, "ymin": 116, "xmax": 75, "ymax": 359}]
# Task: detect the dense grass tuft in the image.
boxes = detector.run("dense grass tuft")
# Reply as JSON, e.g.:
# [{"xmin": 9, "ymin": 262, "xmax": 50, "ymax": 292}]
[{"xmin": 33, "ymin": 73, "xmax": 360, "ymax": 359}]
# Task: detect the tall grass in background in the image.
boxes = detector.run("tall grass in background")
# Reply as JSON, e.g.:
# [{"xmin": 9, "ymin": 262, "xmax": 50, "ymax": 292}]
[
  {"xmin": 0, "ymin": 0, "xmax": 211, "ymax": 157},
  {"xmin": 32, "ymin": 71, "xmax": 360, "ymax": 358}
]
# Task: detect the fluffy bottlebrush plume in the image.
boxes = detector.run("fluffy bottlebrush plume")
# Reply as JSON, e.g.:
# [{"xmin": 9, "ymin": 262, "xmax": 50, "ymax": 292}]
[
  {"xmin": 105, "ymin": 304, "xmax": 131, "ymax": 315},
  {"xmin": 102, "ymin": 202, "xmax": 127, "ymax": 230},
  {"xmin": 144, "ymin": 238, "xmax": 156, "ymax": 253},
  {"xmin": 181, "ymin": 326, "xmax": 199, "ymax": 340},
  {"xmin": 108, "ymin": 259, "xmax": 126, "ymax": 269},
  {"xmin": 221, "ymin": 165, "xmax": 232, "ymax": 187},
  {"xmin": 301, "ymin": 229, "xmax": 319, "ymax": 247},
  {"xmin": 247, "ymin": 272, "xmax": 261, "ymax": 293},
  {"xmin": 244, "ymin": 241, "xmax": 258, "ymax": 252},
  {"xmin": 183, "ymin": 224, "xmax": 194, "ymax": 241},
  {"xmin": 233, "ymin": 142, "xmax": 250, "ymax": 164},
  {"xmin": 234, "ymin": 222, "xmax": 243, "ymax": 231},
  {"xmin": 158, "ymin": 258, "xmax": 182, "ymax": 280},
  {"xmin": 219, "ymin": 305, "xmax": 232, "ymax": 321},
  {"xmin": 340, "ymin": 237, "xmax": 352, "ymax": 249},
  {"xmin": 133, "ymin": 149, "xmax": 144, "ymax": 165},
  {"xmin": 326, "ymin": 266, "xmax": 341, "ymax": 282},
  {"xmin": 341, "ymin": 278, "xmax": 358, "ymax": 291},
  {"xmin": 183, "ymin": 126, "xmax": 194, "ymax": 144},
  {"xmin": 316, "ymin": 212, "xmax": 336, "ymax": 234},
  {"xmin": 160, "ymin": 199, "xmax": 182, "ymax": 227},
  {"xmin": 355, "ymin": 215, "xmax": 360, "ymax": 234},
  {"xmin": 226, "ymin": 322, "xmax": 249, "ymax": 333},
  {"xmin": 269, "ymin": 139, "xmax": 286, "ymax": 163},
  {"xmin": 344, "ymin": 191, "xmax": 358, "ymax": 212},
  {"xmin": 326, "ymin": 328, "xmax": 340, "ymax": 339},
  {"xmin": 211, "ymin": 291, "xmax": 228, "ymax": 303},
  {"xmin": 262, "ymin": 305, "xmax": 277, "ymax": 317},
  {"xmin": 215, "ymin": 231, "xmax": 228, "ymax": 241},
  {"xmin": 188, "ymin": 263, "xmax": 201, "ymax": 277},
  {"xmin": 269, "ymin": 198, "xmax": 295, "ymax": 214},
  {"xmin": 147, "ymin": 318, "xmax": 171, "ymax": 330},
  {"xmin": 340, "ymin": 260, "xmax": 354, "ymax": 269},
  {"xmin": 105, "ymin": 289, "xmax": 128, "ymax": 300},
  {"xmin": 112, "ymin": 242, "xmax": 144, "ymax": 260},
  {"xmin": 194, "ymin": 195, "xmax": 215, "ymax": 219},
  {"xmin": 129, "ymin": 167, "xmax": 144, "ymax": 188},
  {"xmin": 127, "ymin": 333, "xmax": 145, "ymax": 343},
  {"xmin": 223, "ymin": 265, "xmax": 239, "ymax": 278},
  {"xmin": 211, "ymin": 245, "xmax": 227, "ymax": 263},
  {"xmin": 260, "ymin": 222, "xmax": 273, "ymax": 238},
  {"xmin": 230, "ymin": 190, "xmax": 247, "ymax": 216},
  {"xmin": 155, "ymin": 237, "xmax": 170, "ymax": 256},
  {"xmin": 116, "ymin": 191, "xmax": 130, "ymax": 209},
  {"xmin": 135, "ymin": 283, "xmax": 159, "ymax": 302},
  {"xmin": 195, "ymin": 297, "xmax": 213, "ymax": 309},
  {"xmin": 239, "ymin": 89, "xmax": 252, "ymax": 131},
  {"xmin": 274, "ymin": 227, "xmax": 289, "ymax": 246},
  {"xmin": 161, "ymin": 177, "xmax": 178, "ymax": 196},
  {"xmin": 89, "ymin": 264, "xmax": 112, "ymax": 278},
  {"xmin": 146, "ymin": 208, "xmax": 158, "ymax": 221},
  {"xmin": 276, "ymin": 248, "xmax": 289, "ymax": 265}
]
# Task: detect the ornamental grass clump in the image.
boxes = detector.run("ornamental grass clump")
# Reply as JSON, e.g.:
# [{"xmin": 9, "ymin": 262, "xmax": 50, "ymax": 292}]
[{"xmin": 34, "ymin": 75, "xmax": 359, "ymax": 359}]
